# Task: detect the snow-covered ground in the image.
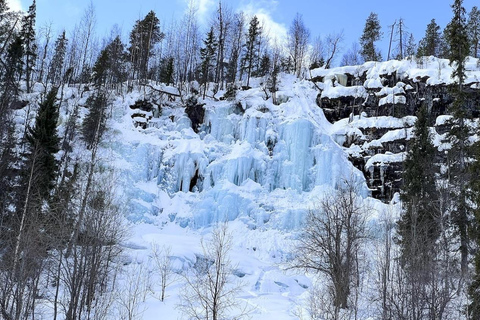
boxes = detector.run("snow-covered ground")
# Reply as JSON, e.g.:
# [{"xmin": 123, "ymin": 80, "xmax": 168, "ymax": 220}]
[
  {"xmin": 21, "ymin": 56, "xmax": 478, "ymax": 318},
  {"xmin": 84, "ymin": 69, "xmax": 405, "ymax": 319}
]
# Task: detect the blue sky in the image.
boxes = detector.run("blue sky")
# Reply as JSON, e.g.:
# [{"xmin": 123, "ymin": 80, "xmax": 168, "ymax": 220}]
[{"xmin": 10, "ymin": 0, "xmax": 480, "ymax": 61}]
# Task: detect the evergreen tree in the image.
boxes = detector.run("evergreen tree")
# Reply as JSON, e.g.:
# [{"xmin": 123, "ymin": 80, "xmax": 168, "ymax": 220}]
[
  {"xmin": 256, "ymin": 52, "xmax": 270, "ymax": 77},
  {"xmin": 359, "ymin": 12, "xmax": 382, "ymax": 62},
  {"xmin": 129, "ymin": 10, "xmax": 164, "ymax": 80},
  {"xmin": 468, "ymin": 131, "xmax": 480, "ymax": 319},
  {"xmin": 47, "ymin": 31, "xmax": 67, "ymax": 86},
  {"xmin": 444, "ymin": 0, "xmax": 472, "ymax": 276},
  {"xmin": 0, "ymin": 118, "xmax": 18, "ymax": 227},
  {"xmin": 81, "ymin": 93, "xmax": 108, "ymax": 149},
  {"xmin": 241, "ymin": 15, "xmax": 262, "ymax": 87},
  {"xmin": 23, "ymin": 88, "xmax": 60, "ymax": 201},
  {"xmin": 398, "ymin": 105, "xmax": 438, "ymax": 264},
  {"xmin": 416, "ymin": 19, "xmax": 442, "ymax": 57},
  {"xmin": 159, "ymin": 56, "xmax": 174, "ymax": 85},
  {"xmin": 1, "ymin": 35, "xmax": 24, "ymax": 106},
  {"xmin": 20, "ymin": 0, "xmax": 36, "ymax": 93},
  {"xmin": 468, "ymin": 6, "xmax": 480, "ymax": 57},
  {"xmin": 93, "ymin": 36, "xmax": 127, "ymax": 88},
  {"xmin": 199, "ymin": 26, "xmax": 217, "ymax": 98},
  {"xmin": 92, "ymin": 47, "xmax": 109, "ymax": 88},
  {"xmin": 0, "ymin": 0, "xmax": 12, "ymax": 59},
  {"xmin": 405, "ymin": 33, "xmax": 417, "ymax": 57},
  {"xmin": 445, "ymin": 0, "xmax": 470, "ymax": 84}
]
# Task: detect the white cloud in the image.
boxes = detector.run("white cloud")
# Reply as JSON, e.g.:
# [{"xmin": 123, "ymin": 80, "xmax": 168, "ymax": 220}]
[
  {"xmin": 7, "ymin": 0, "xmax": 23, "ymax": 11},
  {"xmin": 239, "ymin": 0, "xmax": 288, "ymax": 46},
  {"xmin": 185, "ymin": 0, "xmax": 215, "ymax": 25}
]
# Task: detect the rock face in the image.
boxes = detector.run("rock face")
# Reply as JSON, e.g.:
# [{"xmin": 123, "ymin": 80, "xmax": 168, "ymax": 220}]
[{"xmin": 315, "ymin": 57, "xmax": 480, "ymax": 202}]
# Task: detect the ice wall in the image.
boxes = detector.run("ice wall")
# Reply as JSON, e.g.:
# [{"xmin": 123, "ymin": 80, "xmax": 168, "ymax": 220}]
[{"xmin": 109, "ymin": 77, "xmax": 367, "ymax": 229}]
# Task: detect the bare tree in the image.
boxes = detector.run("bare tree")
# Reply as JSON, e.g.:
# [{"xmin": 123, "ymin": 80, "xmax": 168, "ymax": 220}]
[
  {"xmin": 324, "ymin": 32, "xmax": 344, "ymax": 69},
  {"xmin": 341, "ymin": 42, "xmax": 363, "ymax": 66},
  {"xmin": 309, "ymin": 35, "xmax": 325, "ymax": 69},
  {"xmin": 114, "ymin": 262, "xmax": 151, "ymax": 320},
  {"xmin": 292, "ymin": 180, "xmax": 368, "ymax": 317},
  {"xmin": 179, "ymin": 224, "xmax": 250, "ymax": 320},
  {"xmin": 60, "ymin": 173, "xmax": 126, "ymax": 320},
  {"xmin": 150, "ymin": 243, "xmax": 176, "ymax": 302},
  {"xmin": 212, "ymin": 1, "xmax": 232, "ymax": 89},
  {"xmin": 287, "ymin": 13, "xmax": 310, "ymax": 77},
  {"xmin": 225, "ymin": 12, "xmax": 244, "ymax": 85},
  {"xmin": 36, "ymin": 22, "xmax": 53, "ymax": 84},
  {"xmin": 78, "ymin": 2, "xmax": 97, "ymax": 81}
]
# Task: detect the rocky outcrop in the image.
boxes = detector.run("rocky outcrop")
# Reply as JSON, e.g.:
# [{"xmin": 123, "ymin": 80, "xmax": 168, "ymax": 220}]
[{"xmin": 316, "ymin": 57, "xmax": 480, "ymax": 202}]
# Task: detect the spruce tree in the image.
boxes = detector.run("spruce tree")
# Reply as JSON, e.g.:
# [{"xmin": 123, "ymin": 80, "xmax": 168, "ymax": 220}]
[
  {"xmin": 47, "ymin": 31, "xmax": 67, "ymax": 86},
  {"xmin": 398, "ymin": 105, "xmax": 438, "ymax": 264},
  {"xmin": 81, "ymin": 93, "xmax": 108, "ymax": 149},
  {"xmin": 242, "ymin": 15, "xmax": 262, "ymax": 87},
  {"xmin": 256, "ymin": 53, "xmax": 271, "ymax": 77},
  {"xmin": 159, "ymin": 56, "xmax": 174, "ymax": 85},
  {"xmin": 444, "ymin": 0, "xmax": 472, "ymax": 276},
  {"xmin": 93, "ymin": 36, "xmax": 127, "ymax": 88},
  {"xmin": 445, "ymin": 0, "xmax": 470, "ymax": 84},
  {"xmin": 92, "ymin": 48, "xmax": 109, "ymax": 88},
  {"xmin": 199, "ymin": 26, "xmax": 217, "ymax": 99},
  {"xmin": 20, "ymin": 0, "xmax": 36, "ymax": 93},
  {"xmin": 405, "ymin": 33, "xmax": 417, "ymax": 57},
  {"xmin": 417, "ymin": 19, "xmax": 442, "ymax": 57},
  {"xmin": 1, "ymin": 35, "xmax": 24, "ymax": 106},
  {"xmin": 469, "ymin": 131, "xmax": 480, "ymax": 319},
  {"xmin": 359, "ymin": 12, "xmax": 382, "ymax": 62},
  {"xmin": 0, "ymin": 0, "xmax": 11, "ymax": 59},
  {"xmin": 23, "ymin": 88, "xmax": 60, "ymax": 201},
  {"xmin": 468, "ymin": 6, "xmax": 480, "ymax": 57}
]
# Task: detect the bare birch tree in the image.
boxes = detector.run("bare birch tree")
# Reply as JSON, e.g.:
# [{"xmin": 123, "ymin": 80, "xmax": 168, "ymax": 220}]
[{"xmin": 179, "ymin": 224, "xmax": 250, "ymax": 320}]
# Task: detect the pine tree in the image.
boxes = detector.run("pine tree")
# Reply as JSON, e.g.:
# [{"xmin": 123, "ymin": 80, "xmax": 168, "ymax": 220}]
[
  {"xmin": 242, "ymin": 15, "xmax": 262, "ymax": 87},
  {"xmin": 20, "ymin": 0, "xmax": 36, "ymax": 93},
  {"xmin": 129, "ymin": 10, "xmax": 164, "ymax": 80},
  {"xmin": 416, "ymin": 19, "xmax": 442, "ymax": 57},
  {"xmin": 359, "ymin": 12, "xmax": 382, "ymax": 62},
  {"xmin": 468, "ymin": 6, "xmax": 480, "ymax": 57},
  {"xmin": 199, "ymin": 26, "xmax": 217, "ymax": 99},
  {"xmin": 47, "ymin": 31, "xmax": 67, "ymax": 86}
]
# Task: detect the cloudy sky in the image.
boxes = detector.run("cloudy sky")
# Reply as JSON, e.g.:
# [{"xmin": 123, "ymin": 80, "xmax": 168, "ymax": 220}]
[{"xmin": 11, "ymin": 0, "xmax": 480, "ymax": 63}]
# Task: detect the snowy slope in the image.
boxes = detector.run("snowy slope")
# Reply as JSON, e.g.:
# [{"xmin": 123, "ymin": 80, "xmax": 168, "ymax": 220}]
[
  {"xmin": 96, "ymin": 74, "xmax": 379, "ymax": 319},
  {"xmin": 88, "ymin": 56, "xmax": 480, "ymax": 319}
]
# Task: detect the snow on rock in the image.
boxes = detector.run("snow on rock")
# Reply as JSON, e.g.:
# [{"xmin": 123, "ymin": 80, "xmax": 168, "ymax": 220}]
[
  {"xmin": 365, "ymin": 152, "xmax": 405, "ymax": 171},
  {"xmin": 309, "ymin": 56, "xmax": 480, "ymax": 89}
]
